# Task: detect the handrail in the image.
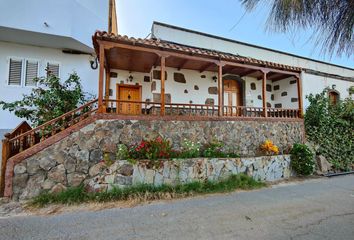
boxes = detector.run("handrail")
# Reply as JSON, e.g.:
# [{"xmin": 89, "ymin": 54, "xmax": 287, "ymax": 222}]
[
  {"xmin": 9, "ymin": 99, "xmax": 98, "ymax": 142},
  {"xmin": 0, "ymin": 99, "xmax": 98, "ymax": 196},
  {"xmin": 104, "ymin": 99, "xmax": 300, "ymax": 119}
]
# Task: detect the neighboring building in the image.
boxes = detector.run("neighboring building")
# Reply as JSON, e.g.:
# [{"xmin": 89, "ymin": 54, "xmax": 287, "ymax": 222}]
[{"xmin": 0, "ymin": 0, "xmax": 116, "ymax": 131}]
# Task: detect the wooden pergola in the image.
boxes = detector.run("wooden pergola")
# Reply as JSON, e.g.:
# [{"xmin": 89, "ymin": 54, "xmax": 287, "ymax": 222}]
[{"xmin": 93, "ymin": 31, "xmax": 303, "ymax": 119}]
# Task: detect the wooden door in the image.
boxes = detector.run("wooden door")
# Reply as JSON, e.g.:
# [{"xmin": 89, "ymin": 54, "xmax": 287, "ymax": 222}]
[
  {"xmin": 117, "ymin": 84, "xmax": 142, "ymax": 115},
  {"xmin": 328, "ymin": 91, "xmax": 339, "ymax": 105},
  {"xmin": 223, "ymin": 80, "xmax": 242, "ymax": 115}
]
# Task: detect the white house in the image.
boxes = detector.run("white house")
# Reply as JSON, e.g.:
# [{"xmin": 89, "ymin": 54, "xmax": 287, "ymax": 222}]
[
  {"xmin": 0, "ymin": 0, "xmax": 117, "ymax": 132},
  {"xmin": 150, "ymin": 22, "xmax": 354, "ymax": 110}
]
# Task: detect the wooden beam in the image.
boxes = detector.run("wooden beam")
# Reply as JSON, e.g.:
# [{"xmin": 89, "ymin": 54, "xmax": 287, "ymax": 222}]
[
  {"xmin": 178, "ymin": 59, "xmax": 189, "ymax": 70},
  {"xmin": 218, "ymin": 64, "xmax": 223, "ymax": 116},
  {"xmin": 99, "ymin": 40, "xmax": 219, "ymax": 65},
  {"xmin": 153, "ymin": 55, "xmax": 160, "ymax": 68},
  {"xmin": 98, "ymin": 40, "xmax": 300, "ymax": 76},
  {"xmin": 221, "ymin": 60, "xmax": 300, "ymax": 77},
  {"xmin": 262, "ymin": 71, "xmax": 268, "ymax": 118},
  {"xmin": 104, "ymin": 67, "xmax": 111, "ymax": 104},
  {"xmin": 98, "ymin": 45, "xmax": 105, "ymax": 113},
  {"xmin": 240, "ymin": 69, "xmax": 258, "ymax": 77},
  {"xmin": 257, "ymin": 72, "xmax": 278, "ymax": 80},
  {"xmin": 270, "ymin": 74, "xmax": 290, "ymax": 82},
  {"xmin": 222, "ymin": 66, "xmax": 237, "ymax": 75},
  {"xmin": 0, "ymin": 137, "xmax": 10, "ymax": 196},
  {"xmin": 296, "ymin": 76, "xmax": 303, "ymax": 117},
  {"xmin": 160, "ymin": 56, "xmax": 166, "ymax": 116},
  {"xmin": 199, "ymin": 62, "xmax": 214, "ymax": 73}
]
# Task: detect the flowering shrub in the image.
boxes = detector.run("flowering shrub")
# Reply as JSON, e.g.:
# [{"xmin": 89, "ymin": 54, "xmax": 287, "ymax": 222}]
[
  {"xmin": 260, "ymin": 140, "xmax": 279, "ymax": 155},
  {"xmin": 129, "ymin": 136, "xmax": 172, "ymax": 160},
  {"xmin": 179, "ymin": 139, "xmax": 201, "ymax": 158},
  {"xmin": 202, "ymin": 139, "xmax": 239, "ymax": 158}
]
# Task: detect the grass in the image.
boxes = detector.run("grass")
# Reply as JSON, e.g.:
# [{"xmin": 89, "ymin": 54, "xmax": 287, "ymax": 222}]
[{"xmin": 30, "ymin": 174, "xmax": 266, "ymax": 207}]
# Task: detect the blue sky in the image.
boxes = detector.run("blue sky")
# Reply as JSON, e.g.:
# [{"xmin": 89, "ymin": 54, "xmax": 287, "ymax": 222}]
[{"xmin": 116, "ymin": 0, "xmax": 353, "ymax": 68}]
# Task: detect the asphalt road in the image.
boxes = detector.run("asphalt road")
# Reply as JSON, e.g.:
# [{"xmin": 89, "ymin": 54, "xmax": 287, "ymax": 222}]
[{"xmin": 1, "ymin": 175, "xmax": 353, "ymax": 240}]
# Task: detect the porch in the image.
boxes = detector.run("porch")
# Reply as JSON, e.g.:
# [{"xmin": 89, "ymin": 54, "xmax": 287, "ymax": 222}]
[{"xmin": 94, "ymin": 32, "xmax": 303, "ymax": 120}]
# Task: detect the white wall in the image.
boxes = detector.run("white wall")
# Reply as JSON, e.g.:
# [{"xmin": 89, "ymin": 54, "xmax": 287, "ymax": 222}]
[
  {"xmin": 302, "ymin": 73, "xmax": 353, "ymax": 109},
  {"xmin": 109, "ymin": 67, "xmax": 301, "ymax": 110},
  {"xmin": 0, "ymin": 41, "xmax": 99, "ymax": 129},
  {"xmin": 152, "ymin": 23, "xmax": 354, "ymax": 110},
  {"xmin": 152, "ymin": 23, "xmax": 354, "ymax": 78},
  {"xmin": 0, "ymin": 0, "xmax": 108, "ymax": 49}
]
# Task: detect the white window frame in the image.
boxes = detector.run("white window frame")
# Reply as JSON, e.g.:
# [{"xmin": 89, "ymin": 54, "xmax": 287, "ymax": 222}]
[
  {"xmin": 24, "ymin": 58, "xmax": 40, "ymax": 88},
  {"xmin": 45, "ymin": 60, "xmax": 61, "ymax": 79},
  {"xmin": 6, "ymin": 57, "xmax": 41, "ymax": 88},
  {"xmin": 6, "ymin": 56, "xmax": 24, "ymax": 88}
]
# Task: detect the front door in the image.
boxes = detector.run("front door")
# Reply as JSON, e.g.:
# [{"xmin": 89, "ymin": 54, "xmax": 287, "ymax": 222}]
[
  {"xmin": 223, "ymin": 79, "xmax": 242, "ymax": 115},
  {"xmin": 117, "ymin": 84, "xmax": 142, "ymax": 115}
]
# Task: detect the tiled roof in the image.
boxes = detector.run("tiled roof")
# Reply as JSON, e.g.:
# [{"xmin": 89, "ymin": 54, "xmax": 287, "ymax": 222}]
[{"xmin": 93, "ymin": 31, "xmax": 302, "ymax": 72}]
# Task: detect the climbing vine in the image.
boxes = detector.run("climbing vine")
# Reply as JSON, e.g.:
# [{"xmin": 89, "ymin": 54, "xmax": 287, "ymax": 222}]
[{"xmin": 305, "ymin": 88, "xmax": 354, "ymax": 171}]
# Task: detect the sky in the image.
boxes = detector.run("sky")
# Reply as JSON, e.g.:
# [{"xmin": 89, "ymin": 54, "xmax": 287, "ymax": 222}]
[{"xmin": 116, "ymin": 0, "xmax": 353, "ymax": 69}]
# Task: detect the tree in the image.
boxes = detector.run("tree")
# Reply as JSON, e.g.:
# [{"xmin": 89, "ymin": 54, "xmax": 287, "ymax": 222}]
[
  {"xmin": 0, "ymin": 71, "xmax": 92, "ymax": 127},
  {"xmin": 240, "ymin": 0, "xmax": 354, "ymax": 57}
]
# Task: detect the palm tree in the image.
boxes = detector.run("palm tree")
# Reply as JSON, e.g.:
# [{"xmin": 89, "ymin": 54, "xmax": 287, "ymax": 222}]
[{"xmin": 240, "ymin": 0, "xmax": 354, "ymax": 57}]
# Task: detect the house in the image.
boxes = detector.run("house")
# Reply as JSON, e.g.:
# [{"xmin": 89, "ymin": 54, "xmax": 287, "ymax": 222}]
[
  {"xmin": 96, "ymin": 22, "xmax": 353, "ymax": 118},
  {"xmin": 2, "ymin": 20, "xmax": 353, "ymax": 199},
  {"xmin": 0, "ymin": 0, "xmax": 117, "ymax": 132}
]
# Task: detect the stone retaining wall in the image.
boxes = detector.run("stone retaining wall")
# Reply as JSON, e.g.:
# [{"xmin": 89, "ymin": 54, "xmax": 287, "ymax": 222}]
[
  {"xmin": 13, "ymin": 155, "xmax": 292, "ymax": 200},
  {"xmin": 9, "ymin": 119, "xmax": 303, "ymax": 199}
]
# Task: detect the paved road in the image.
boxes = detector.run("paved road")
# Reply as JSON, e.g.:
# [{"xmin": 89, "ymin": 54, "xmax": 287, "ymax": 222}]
[{"xmin": 1, "ymin": 175, "xmax": 354, "ymax": 240}]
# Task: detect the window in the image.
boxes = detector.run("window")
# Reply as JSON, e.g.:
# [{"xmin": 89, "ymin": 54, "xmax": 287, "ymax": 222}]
[
  {"xmin": 7, "ymin": 58, "xmax": 40, "ymax": 87},
  {"xmin": 8, "ymin": 58, "xmax": 23, "ymax": 86},
  {"xmin": 47, "ymin": 62, "xmax": 60, "ymax": 78},
  {"xmin": 328, "ymin": 91, "xmax": 340, "ymax": 105},
  {"xmin": 25, "ymin": 60, "xmax": 39, "ymax": 86}
]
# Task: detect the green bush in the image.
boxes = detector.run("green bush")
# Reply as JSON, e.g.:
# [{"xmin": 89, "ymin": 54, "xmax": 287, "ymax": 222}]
[
  {"xmin": 305, "ymin": 89, "xmax": 354, "ymax": 171},
  {"xmin": 116, "ymin": 144, "xmax": 129, "ymax": 160},
  {"xmin": 202, "ymin": 139, "xmax": 239, "ymax": 158},
  {"xmin": 0, "ymin": 71, "xmax": 91, "ymax": 126},
  {"xmin": 290, "ymin": 143, "xmax": 315, "ymax": 175}
]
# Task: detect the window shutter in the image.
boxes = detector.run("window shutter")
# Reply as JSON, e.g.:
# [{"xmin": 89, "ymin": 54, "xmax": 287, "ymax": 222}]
[
  {"xmin": 25, "ymin": 60, "xmax": 38, "ymax": 86},
  {"xmin": 8, "ymin": 59, "xmax": 23, "ymax": 86},
  {"xmin": 47, "ymin": 63, "xmax": 60, "ymax": 78}
]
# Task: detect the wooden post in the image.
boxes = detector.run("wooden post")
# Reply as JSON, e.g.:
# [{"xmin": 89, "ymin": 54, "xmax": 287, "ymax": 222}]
[
  {"xmin": 160, "ymin": 56, "xmax": 166, "ymax": 116},
  {"xmin": 98, "ymin": 44, "xmax": 105, "ymax": 113},
  {"xmin": 262, "ymin": 70, "xmax": 268, "ymax": 118},
  {"xmin": 296, "ymin": 75, "xmax": 303, "ymax": 117},
  {"xmin": 105, "ymin": 67, "xmax": 111, "ymax": 106},
  {"xmin": 0, "ymin": 136, "xmax": 10, "ymax": 197},
  {"xmin": 218, "ymin": 64, "xmax": 223, "ymax": 116}
]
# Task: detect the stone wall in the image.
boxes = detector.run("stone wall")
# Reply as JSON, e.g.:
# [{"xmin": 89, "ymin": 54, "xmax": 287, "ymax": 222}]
[
  {"xmin": 10, "ymin": 118, "xmax": 303, "ymax": 200},
  {"xmin": 13, "ymin": 155, "xmax": 292, "ymax": 200}
]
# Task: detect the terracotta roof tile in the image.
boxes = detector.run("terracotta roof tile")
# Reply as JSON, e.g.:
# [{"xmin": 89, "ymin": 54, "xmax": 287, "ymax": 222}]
[{"xmin": 93, "ymin": 31, "xmax": 302, "ymax": 72}]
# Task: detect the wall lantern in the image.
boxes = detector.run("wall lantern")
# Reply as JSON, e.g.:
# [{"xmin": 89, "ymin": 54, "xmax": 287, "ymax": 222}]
[
  {"xmin": 332, "ymin": 84, "xmax": 336, "ymax": 90},
  {"xmin": 212, "ymin": 76, "xmax": 217, "ymax": 82}
]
